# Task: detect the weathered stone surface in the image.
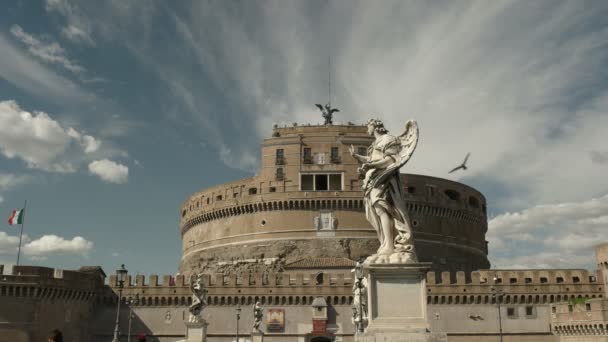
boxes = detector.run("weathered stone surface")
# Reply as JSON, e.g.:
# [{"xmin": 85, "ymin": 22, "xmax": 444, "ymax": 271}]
[{"xmin": 357, "ymin": 332, "xmax": 447, "ymax": 342}]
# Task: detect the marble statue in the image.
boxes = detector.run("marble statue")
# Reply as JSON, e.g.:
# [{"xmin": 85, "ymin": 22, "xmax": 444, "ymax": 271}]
[
  {"xmin": 253, "ymin": 301, "xmax": 263, "ymax": 332},
  {"xmin": 349, "ymin": 118, "xmax": 419, "ymax": 264},
  {"xmin": 188, "ymin": 274, "xmax": 208, "ymax": 323}
]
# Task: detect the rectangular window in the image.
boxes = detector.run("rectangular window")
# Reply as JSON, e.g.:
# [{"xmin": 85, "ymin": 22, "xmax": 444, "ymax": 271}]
[
  {"xmin": 276, "ymin": 168, "xmax": 284, "ymax": 180},
  {"xmin": 301, "ymin": 174, "xmax": 342, "ymax": 191},
  {"xmin": 540, "ymin": 277, "xmax": 548, "ymax": 283},
  {"xmin": 510, "ymin": 278, "xmax": 517, "ymax": 284},
  {"xmin": 248, "ymin": 188, "xmax": 257, "ymax": 195},
  {"xmin": 507, "ymin": 307, "xmax": 515, "ymax": 317},
  {"xmin": 568, "ymin": 305, "xmax": 573, "ymax": 313},
  {"xmin": 269, "ymin": 187, "xmax": 276, "ymax": 193},
  {"xmin": 525, "ymin": 277, "xmax": 532, "ymax": 284},
  {"xmin": 301, "ymin": 175, "xmax": 314, "ymax": 190},
  {"xmin": 303, "ymin": 148, "xmax": 312, "ymax": 164},
  {"xmin": 329, "ymin": 174, "xmax": 342, "ymax": 190},
  {"xmin": 556, "ymin": 277, "xmax": 564, "ymax": 283},
  {"xmin": 525, "ymin": 306, "xmax": 534, "ymax": 316},
  {"xmin": 585, "ymin": 303, "xmax": 591, "ymax": 311},
  {"xmin": 275, "ymin": 148, "xmax": 285, "ymax": 165},
  {"xmin": 551, "ymin": 306, "xmax": 556, "ymax": 314},
  {"xmin": 572, "ymin": 276, "xmax": 580, "ymax": 283},
  {"xmin": 315, "ymin": 174, "xmax": 328, "ymax": 190},
  {"xmin": 330, "ymin": 147, "xmax": 340, "ymax": 163},
  {"xmin": 276, "ymin": 149, "xmax": 284, "ymax": 165},
  {"xmin": 216, "ymin": 195, "xmax": 222, "ymax": 201}
]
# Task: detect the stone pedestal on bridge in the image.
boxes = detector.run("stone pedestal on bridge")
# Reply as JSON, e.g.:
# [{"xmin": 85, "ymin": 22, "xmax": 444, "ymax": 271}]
[
  {"xmin": 251, "ymin": 331, "xmax": 264, "ymax": 342},
  {"xmin": 357, "ymin": 262, "xmax": 447, "ymax": 342},
  {"xmin": 185, "ymin": 320, "xmax": 208, "ymax": 342}
]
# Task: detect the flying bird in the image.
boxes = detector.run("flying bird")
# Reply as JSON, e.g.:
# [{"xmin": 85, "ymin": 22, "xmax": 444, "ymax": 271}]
[{"xmin": 449, "ymin": 152, "xmax": 470, "ymax": 174}]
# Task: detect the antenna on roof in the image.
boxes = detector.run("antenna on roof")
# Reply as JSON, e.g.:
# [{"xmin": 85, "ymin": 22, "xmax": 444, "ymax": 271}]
[
  {"xmin": 315, "ymin": 56, "xmax": 340, "ymax": 125},
  {"xmin": 328, "ymin": 56, "xmax": 331, "ymax": 106}
]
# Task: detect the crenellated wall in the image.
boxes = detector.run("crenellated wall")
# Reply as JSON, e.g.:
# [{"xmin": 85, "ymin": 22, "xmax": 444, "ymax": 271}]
[{"xmin": 0, "ymin": 265, "xmax": 106, "ymax": 342}]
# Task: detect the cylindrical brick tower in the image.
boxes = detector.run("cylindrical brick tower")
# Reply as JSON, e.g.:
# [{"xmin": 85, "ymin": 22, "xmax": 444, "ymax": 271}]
[{"xmin": 179, "ymin": 124, "xmax": 490, "ymax": 277}]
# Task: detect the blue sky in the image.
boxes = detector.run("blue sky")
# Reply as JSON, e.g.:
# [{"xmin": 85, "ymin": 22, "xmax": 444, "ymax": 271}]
[{"xmin": 0, "ymin": 0, "xmax": 607, "ymax": 276}]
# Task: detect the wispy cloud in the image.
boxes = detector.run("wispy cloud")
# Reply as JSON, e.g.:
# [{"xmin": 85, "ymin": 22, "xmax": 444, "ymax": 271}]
[
  {"xmin": 10, "ymin": 24, "xmax": 85, "ymax": 74},
  {"xmin": 0, "ymin": 33, "xmax": 92, "ymax": 102},
  {"xmin": 42, "ymin": 0, "xmax": 608, "ymax": 269},
  {"xmin": 45, "ymin": 0, "xmax": 95, "ymax": 46}
]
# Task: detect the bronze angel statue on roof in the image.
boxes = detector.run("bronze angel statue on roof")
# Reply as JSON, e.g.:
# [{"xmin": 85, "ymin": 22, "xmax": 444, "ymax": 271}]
[
  {"xmin": 349, "ymin": 118, "xmax": 419, "ymax": 264},
  {"xmin": 315, "ymin": 103, "xmax": 339, "ymax": 125}
]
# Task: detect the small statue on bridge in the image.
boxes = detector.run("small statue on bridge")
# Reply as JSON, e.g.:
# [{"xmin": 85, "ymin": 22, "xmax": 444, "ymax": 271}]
[{"xmin": 188, "ymin": 274, "xmax": 208, "ymax": 323}]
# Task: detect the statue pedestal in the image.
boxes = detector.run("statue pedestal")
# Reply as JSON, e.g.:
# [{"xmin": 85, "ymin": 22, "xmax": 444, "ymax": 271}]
[
  {"xmin": 357, "ymin": 262, "xmax": 446, "ymax": 342},
  {"xmin": 251, "ymin": 331, "xmax": 263, "ymax": 342},
  {"xmin": 185, "ymin": 321, "xmax": 208, "ymax": 342}
]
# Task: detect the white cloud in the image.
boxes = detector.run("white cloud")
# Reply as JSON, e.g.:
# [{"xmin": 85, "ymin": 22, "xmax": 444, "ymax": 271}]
[
  {"xmin": 488, "ymin": 195, "xmax": 608, "ymax": 269},
  {"xmin": 22, "ymin": 235, "xmax": 93, "ymax": 256},
  {"xmin": 0, "ymin": 232, "xmax": 93, "ymax": 257},
  {"xmin": 10, "ymin": 24, "xmax": 85, "ymax": 74},
  {"xmin": 67, "ymin": 127, "xmax": 100, "ymax": 153},
  {"xmin": 0, "ymin": 100, "xmax": 101, "ymax": 171},
  {"xmin": 88, "ymin": 159, "xmax": 128, "ymax": 184}
]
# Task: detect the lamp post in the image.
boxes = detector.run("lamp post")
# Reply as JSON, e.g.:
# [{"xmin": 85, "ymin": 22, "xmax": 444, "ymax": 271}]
[
  {"xmin": 112, "ymin": 264, "xmax": 128, "ymax": 342},
  {"xmin": 354, "ymin": 261, "xmax": 365, "ymax": 333},
  {"xmin": 492, "ymin": 275, "xmax": 505, "ymax": 342},
  {"xmin": 127, "ymin": 294, "xmax": 139, "ymax": 342},
  {"xmin": 235, "ymin": 304, "xmax": 241, "ymax": 342}
]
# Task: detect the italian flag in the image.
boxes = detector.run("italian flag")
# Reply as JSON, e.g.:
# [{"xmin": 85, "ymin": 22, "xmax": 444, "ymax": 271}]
[{"xmin": 8, "ymin": 209, "xmax": 24, "ymax": 225}]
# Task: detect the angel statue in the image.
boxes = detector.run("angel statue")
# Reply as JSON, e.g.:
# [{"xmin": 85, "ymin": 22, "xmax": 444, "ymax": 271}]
[
  {"xmin": 188, "ymin": 273, "xmax": 208, "ymax": 323},
  {"xmin": 349, "ymin": 118, "xmax": 419, "ymax": 264},
  {"xmin": 315, "ymin": 103, "xmax": 339, "ymax": 125},
  {"xmin": 252, "ymin": 301, "xmax": 263, "ymax": 332}
]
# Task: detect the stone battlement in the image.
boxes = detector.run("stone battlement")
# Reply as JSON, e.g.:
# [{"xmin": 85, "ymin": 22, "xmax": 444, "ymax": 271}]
[
  {"xmin": 0, "ymin": 265, "xmax": 105, "ymax": 301},
  {"xmin": 108, "ymin": 271, "xmax": 355, "ymax": 288},
  {"xmin": 427, "ymin": 269, "xmax": 600, "ymax": 286}
]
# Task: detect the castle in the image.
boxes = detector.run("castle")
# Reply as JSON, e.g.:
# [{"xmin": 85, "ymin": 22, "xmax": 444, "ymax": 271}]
[{"xmin": 0, "ymin": 123, "xmax": 606, "ymax": 342}]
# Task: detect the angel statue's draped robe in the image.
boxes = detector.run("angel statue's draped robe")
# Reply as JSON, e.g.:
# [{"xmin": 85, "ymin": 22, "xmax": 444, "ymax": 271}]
[{"xmin": 362, "ymin": 132, "xmax": 416, "ymax": 260}]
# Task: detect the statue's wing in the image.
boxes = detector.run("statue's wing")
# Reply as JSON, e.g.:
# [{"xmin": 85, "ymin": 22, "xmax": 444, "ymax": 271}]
[
  {"xmin": 315, "ymin": 104, "xmax": 324, "ymax": 111},
  {"xmin": 367, "ymin": 120, "xmax": 419, "ymax": 189},
  {"xmin": 397, "ymin": 120, "xmax": 419, "ymax": 167},
  {"xmin": 330, "ymin": 108, "xmax": 340, "ymax": 114}
]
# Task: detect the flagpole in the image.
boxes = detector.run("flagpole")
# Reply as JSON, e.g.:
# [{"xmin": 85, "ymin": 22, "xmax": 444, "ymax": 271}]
[{"xmin": 16, "ymin": 200, "xmax": 26, "ymax": 265}]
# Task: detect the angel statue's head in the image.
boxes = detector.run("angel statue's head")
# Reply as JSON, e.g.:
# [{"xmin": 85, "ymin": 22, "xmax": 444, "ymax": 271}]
[{"xmin": 366, "ymin": 118, "xmax": 388, "ymax": 135}]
